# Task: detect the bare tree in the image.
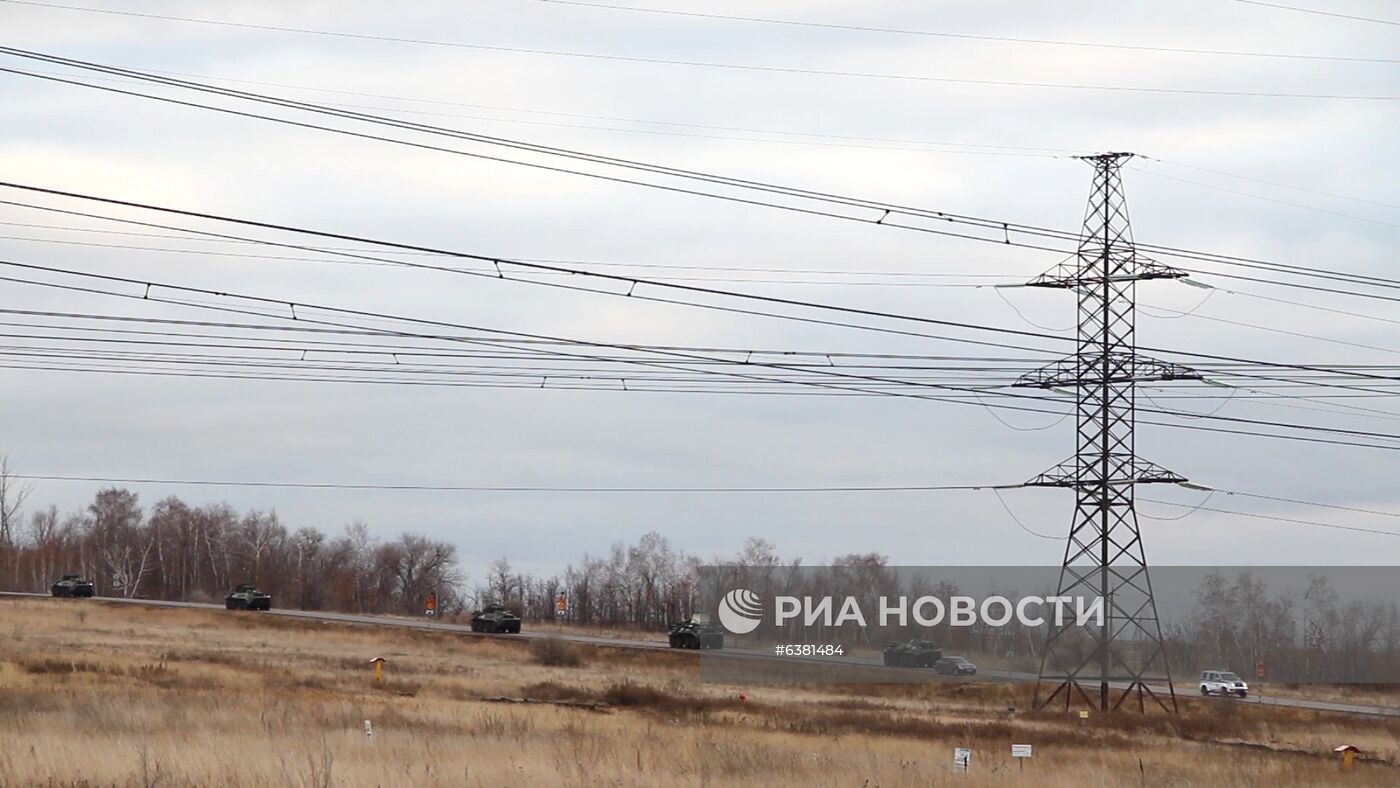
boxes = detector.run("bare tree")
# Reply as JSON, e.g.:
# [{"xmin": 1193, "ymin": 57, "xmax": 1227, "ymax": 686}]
[
  {"xmin": 383, "ymin": 534, "xmax": 460, "ymax": 614},
  {"xmin": 0, "ymin": 456, "xmax": 33, "ymax": 547},
  {"xmin": 487, "ymin": 557, "xmax": 517, "ymax": 604},
  {"xmin": 0, "ymin": 456, "xmax": 33, "ymax": 586},
  {"xmin": 88, "ymin": 488, "xmax": 144, "ymax": 596}
]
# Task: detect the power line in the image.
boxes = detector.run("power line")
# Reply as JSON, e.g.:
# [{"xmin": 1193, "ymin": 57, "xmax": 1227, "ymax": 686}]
[
  {"xmin": 1136, "ymin": 490, "xmax": 1218, "ymax": 521},
  {"xmin": 21, "ymin": 59, "xmax": 1393, "ymax": 235},
  {"xmin": 1233, "ymin": 0, "xmax": 1400, "ymax": 27},
  {"xmin": 1215, "ymin": 488, "xmax": 1400, "ymax": 519},
  {"xmin": 0, "ymin": 50, "xmax": 1162, "ymax": 282},
  {"xmin": 1179, "ymin": 268, "xmax": 1400, "ymax": 308},
  {"xmin": 991, "ymin": 486, "xmax": 1058, "ymax": 539},
  {"xmin": 1142, "ymin": 295, "xmax": 1400, "ymax": 360},
  {"xmin": 1, "ymin": 84, "xmax": 1397, "ymax": 399},
  {"xmin": 0, "ymin": 307, "xmax": 1051, "ymax": 366},
  {"xmin": 1131, "ymin": 166, "xmax": 1400, "ymax": 230},
  {"xmin": 1214, "ymin": 285, "xmax": 1400, "ymax": 331},
  {"xmin": 16, "ymin": 181, "xmax": 1400, "ymax": 445},
  {"xmin": 315, "ymin": 100, "xmax": 1056, "ymax": 158},
  {"xmin": 1162, "ymin": 382, "xmax": 1400, "ymax": 424},
  {"xmin": 1, "ymin": 63, "xmax": 1031, "ymax": 248},
  {"xmin": 12, "ymin": 198, "xmax": 1400, "ymax": 449},
  {"xmin": 1140, "ymin": 497, "xmax": 1400, "ymax": 539},
  {"xmin": 0, "ymin": 360, "xmax": 988, "ymax": 396},
  {"xmin": 1144, "ymin": 158, "xmax": 1400, "ymax": 212},
  {"xmin": 11, "ymin": 472, "xmax": 1020, "ymax": 493},
  {"xmin": 3, "ymin": 3, "xmax": 1396, "ymax": 98},
  {"xmin": 0, "ymin": 184, "xmax": 1079, "ymax": 354},
  {"xmin": 8, "ymin": 48, "xmax": 1392, "ymax": 307},
  {"xmin": 0, "ymin": 256, "xmax": 1099, "ymax": 417},
  {"xmin": 18, "ymin": 66, "xmax": 1078, "ymax": 156},
  {"xmin": 0, "ymin": 344, "xmax": 1040, "ymax": 390},
  {"xmin": 24, "ymin": 300, "xmax": 1400, "ymax": 378},
  {"xmin": 0, "ymin": 231, "xmax": 1021, "ymax": 287},
  {"xmin": 11, "ymin": 46, "xmax": 1400, "ymax": 312},
  {"xmin": 0, "ymin": 201, "xmax": 1066, "ymax": 363},
  {"xmin": 27, "ymin": 307, "xmax": 1400, "ymax": 399},
  {"xmin": 8, "ymin": 337, "xmax": 1400, "ymax": 411},
  {"xmin": 13, "ymin": 252, "xmax": 1400, "ymax": 453},
  {"xmin": 15, "ymin": 182, "xmax": 1400, "ymax": 414},
  {"xmin": 16, "ymin": 67, "xmax": 1068, "ymax": 160},
  {"xmin": 526, "ymin": 0, "xmax": 1400, "ymax": 64},
  {"xmin": 0, "ymin": 218, "xmax": 1028, "ymax": 279},
  {"xmin": 15, "ymin": 465, "xmax": 1400, "ymax": 544}
]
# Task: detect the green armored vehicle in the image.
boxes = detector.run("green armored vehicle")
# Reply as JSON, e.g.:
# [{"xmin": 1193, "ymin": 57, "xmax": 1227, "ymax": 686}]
[
  {"xmin": 668, "ymin": 614, "xmax": 724, "ymax": 649},
  {"xmin": 50, "ymin": 573, "xmax": 95, "ymax": 598},
  {"xmin": 470, "ymin": 604, "xmax": 521, "ymax": 633},
  {"xmin": 882, "ymin": 639, "xmax": 942, "ymax": 668},
  {"xmin": 224, "ymin": 584, "xmax": 272, "ymax": 611}
]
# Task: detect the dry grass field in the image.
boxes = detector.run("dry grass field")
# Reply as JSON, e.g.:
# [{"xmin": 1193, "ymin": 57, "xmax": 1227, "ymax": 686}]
[{"xmin": 0, "ymin": 599, "xmax": 1397, "ymax": 786}]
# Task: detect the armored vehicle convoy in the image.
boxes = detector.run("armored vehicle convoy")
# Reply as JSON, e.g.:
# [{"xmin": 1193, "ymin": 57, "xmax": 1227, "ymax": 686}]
[
  {"xmin": 470, "ymin": 604, "xmax": 522, "ymax": 633},
  {"xmin": 50, "ymin": 573, "xmax": 95, "ymax": 598},
  {"xmin": 224, "ymin": 584, "xmax": 272, "ymax": 611},
  {"xmin": 882, "ymin": 639, "xmax": 943, "ymax": 667},
  {"xmin": 668, "ymin": 614, "xmax": 725, "ymax": 649}
]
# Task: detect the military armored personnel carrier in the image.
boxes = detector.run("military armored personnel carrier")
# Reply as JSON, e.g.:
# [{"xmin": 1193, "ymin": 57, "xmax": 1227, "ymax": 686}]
[
  {"xmin": 470, "ymin": 604, "xmax": 522, "ymax": 633},
  {"xmin": 224, "ymin": 584, "xmax": 272, "ymax": 611},
  {"xmin": 668, "ymin": 614, "xmax": 724, "ymax": 650},
  {"xmin": 882, "ymin": 639, "xmax": 942, "ymax": 667},
  {"xmin": 50, "ymin": 573, "xmax": 95, "ymax": 598}
]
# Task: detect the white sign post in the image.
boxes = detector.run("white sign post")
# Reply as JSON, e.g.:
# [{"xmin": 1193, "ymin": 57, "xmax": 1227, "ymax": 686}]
[
  {"xmin": 1012, "ymin": 744, "xmax": 1032, "ymax": 771},
  {"xmin": 953, "ymin": 747, "xmax": 971, "ymax": 774}
]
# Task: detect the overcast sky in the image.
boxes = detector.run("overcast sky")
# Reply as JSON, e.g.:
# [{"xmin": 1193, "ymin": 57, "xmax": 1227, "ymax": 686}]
[{"xmin": 1, "ymin": 0, "xmax": 1398, "ymax": 580}]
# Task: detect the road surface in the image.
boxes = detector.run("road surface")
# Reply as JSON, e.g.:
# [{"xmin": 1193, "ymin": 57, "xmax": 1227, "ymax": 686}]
[{"xmin": 6, "ymin": 591, "xmax": 1397, "ymax": 718}]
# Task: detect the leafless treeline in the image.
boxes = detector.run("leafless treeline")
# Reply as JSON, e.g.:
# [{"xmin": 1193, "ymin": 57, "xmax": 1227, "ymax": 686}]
[
  {"xmin": 0, "ymin": 480, "xmax": 463, "ymax": 615},
  {"xmin": 476, "ymin": 537, "xmax": 902, "ymax": 634},
  {"xmin": 473, "ymin": 531, "xmax": 714, "ymax": 629},
  {"xmin": 1165, "ymin": 570, "xmax": 1400, "ymax": 683}
]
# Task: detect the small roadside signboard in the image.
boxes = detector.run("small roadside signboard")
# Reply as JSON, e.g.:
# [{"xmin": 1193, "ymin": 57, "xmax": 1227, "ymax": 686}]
[
  {"xmin": 953, "ymin": 747, "xmax": 971, "ymax": 773},
  {"xmin": 1012, "ymin": 743, "xmax": 1032, "ymax": 770}
]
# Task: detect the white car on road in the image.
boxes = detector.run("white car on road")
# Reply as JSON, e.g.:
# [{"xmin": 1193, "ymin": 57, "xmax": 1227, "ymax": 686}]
[{"xmin": 1200, "ymin": 669, "xmax": 1248, "ymax": 698}]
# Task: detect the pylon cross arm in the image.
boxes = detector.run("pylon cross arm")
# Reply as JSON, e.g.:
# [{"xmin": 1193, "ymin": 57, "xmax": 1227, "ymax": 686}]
[
  {"xmin": 1028, "ymin": 259, "xmax": 1190, "ymax": 289},
  {"xmin": 1023, "ymin": 457, "xmax": 1187, "ymax": 488},
  {"xmin": 1013, "ymin": 354, "xmax": 1202, "ymax": 388}
]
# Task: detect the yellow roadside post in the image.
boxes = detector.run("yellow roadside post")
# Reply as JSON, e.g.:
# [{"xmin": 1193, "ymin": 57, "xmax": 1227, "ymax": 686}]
[
  {"xmin": 1334, "ymin": 744, "xmax": 1360, "ymax": 771},
  {"xmin": 368, "ymin": 656, "xmax": 386, "ymax": 686}
]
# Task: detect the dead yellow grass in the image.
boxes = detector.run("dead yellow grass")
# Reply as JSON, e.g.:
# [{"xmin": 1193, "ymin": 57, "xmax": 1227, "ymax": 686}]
[{"xmin": 0, "ymin": 599, "xmax": 1396, "ymax": 786}]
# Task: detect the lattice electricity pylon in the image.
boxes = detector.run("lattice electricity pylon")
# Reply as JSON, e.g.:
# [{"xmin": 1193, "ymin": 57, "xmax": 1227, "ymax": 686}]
[{"xmin": 1014, "ymin": 152, "xmax": 1200, "ymax": 713}]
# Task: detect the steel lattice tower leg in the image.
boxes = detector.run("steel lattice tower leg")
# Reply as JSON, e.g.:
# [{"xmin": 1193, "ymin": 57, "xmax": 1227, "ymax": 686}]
[{"xmin": 1014, "ymin": 153, "xmax": 1198, "ymax": 713}]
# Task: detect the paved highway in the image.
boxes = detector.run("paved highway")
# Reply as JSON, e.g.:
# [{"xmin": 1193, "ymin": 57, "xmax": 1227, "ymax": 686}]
[{"xmin": 5, "ymin": 592, "xmax": 1398, "ymax": 718}]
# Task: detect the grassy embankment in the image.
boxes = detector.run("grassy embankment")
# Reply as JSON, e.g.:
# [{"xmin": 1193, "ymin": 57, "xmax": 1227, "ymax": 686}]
[{"xmin": 0, "ymin": 599, "xmax": 1396, "ymax": 786}]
